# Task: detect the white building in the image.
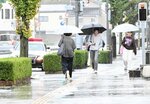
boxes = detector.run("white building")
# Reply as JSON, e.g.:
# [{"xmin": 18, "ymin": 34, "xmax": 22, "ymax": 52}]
[
  {"xmin": 0, "ymin": 3, "xmax": 15, "ymax": 34},
  {"xmin": 0, "ymin": 1, "xmax": 108, "ymax": 46}
]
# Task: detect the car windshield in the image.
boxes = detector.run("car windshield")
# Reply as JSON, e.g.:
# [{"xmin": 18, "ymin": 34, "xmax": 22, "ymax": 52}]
[
  {"xmin": 29, "ymin": 43, "xmax": 45, "ymax": 51},
  {"xmin": 15, "ymin": 42, "xmax": 45, "ymax": 51}
]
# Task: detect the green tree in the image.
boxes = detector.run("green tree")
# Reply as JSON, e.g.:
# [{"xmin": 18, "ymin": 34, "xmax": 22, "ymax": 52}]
[
  {"xmin": 107, "ymin": 0, "xmax": 149, "ymax": 27},
  {"xmin": 0, "ymin": 0, "xmax": 6, "ymax": 3},
  {"xmin": 125, "ymin": 0, "xmax": 149, "ymax": 24},
  {"xmin": 108, "ymin": 0, "xmax": 129, "ymax": 27},
  {"xmin": 0, "ymin": 0, "xmax": 6, "ymax": 8},
  {"xmin": 9, "ymin": 0, "xmax": 41, "ymax": 57}
]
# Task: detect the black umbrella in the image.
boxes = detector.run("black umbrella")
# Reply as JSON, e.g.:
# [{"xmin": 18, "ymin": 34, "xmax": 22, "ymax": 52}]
[{"xmin": 80, "ymin": 23, "xmax": 106, "ymax": 35}]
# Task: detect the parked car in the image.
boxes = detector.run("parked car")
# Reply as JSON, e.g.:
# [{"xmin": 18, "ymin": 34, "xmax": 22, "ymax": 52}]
[
  {"xmin": 12, "ymin": 38, "xmax": 50, "ymax": 71},
  {"xmin": 0, "ymin": 34, "xmax": 19, "ymax": 58},
  {"xmin": 0, "ymin": 34, "xmax": 19, "ymax": 45},
  {"xmin": 0, "ymin": 43, "xmax": 14, "ymax": 58}
]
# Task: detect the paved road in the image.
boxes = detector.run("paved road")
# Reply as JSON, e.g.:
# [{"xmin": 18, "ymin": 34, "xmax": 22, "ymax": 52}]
[{"xmin": 1, "ymin": 50, "xmax": 150, "ymax": 104}]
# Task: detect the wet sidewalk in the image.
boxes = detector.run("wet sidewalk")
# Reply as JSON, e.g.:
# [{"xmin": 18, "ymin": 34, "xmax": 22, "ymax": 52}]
[
  {"xmin": 32, "ymin": 50, "xmax": 150, "ymax": 104},
  {"xmin": 1, "ymin": 50, "xmax": 150, "ymax": 104}
]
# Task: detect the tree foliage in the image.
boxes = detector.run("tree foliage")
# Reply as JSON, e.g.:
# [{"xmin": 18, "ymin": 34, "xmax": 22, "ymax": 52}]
[
  {"xmin": 9, "ymin": 0, "xmax": 41, "ymax": 57},
  {"xmin": 104, "ymin": 0, "xmax": 149, "ymax": 27},
  {"xmin": 0, "ymin": 0, "xmax": 6, "ymax": 8},
  {"xmin": 0, "ymin": 0, "xmax": 6, "ymax": 3},
  {"xmin": 9, "ymin": 0, "xmax": 41, "ymax": 38}
]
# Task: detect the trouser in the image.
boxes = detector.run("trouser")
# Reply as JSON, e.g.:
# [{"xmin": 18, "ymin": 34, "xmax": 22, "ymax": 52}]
[
  {"xmin": 87, "ymin": 52, "xmax": 91, "ymax": 66},
  {"xmin": 122, "ymin": 48, "xmax": 133, "ymax": 70},
  {"xmin": 61, "ymin": 56, "xmax": 73, "ymax": 78},
  {"xmin": 90, "ymin": 50, "xmax": 99, "ymax": 71}
]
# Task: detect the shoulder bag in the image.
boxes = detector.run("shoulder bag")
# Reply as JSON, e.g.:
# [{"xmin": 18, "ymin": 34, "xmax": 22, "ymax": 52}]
[{"xmin": 57, "ymin": 43, "xmax": 64, "ymax": 56}]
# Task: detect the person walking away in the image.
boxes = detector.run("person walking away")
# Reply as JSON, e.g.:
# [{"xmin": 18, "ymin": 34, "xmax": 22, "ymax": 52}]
[
  {"xmin": 58, "ymin": 33, "xmax": 76, "ymax": 80},
  {"xmin": 121, "ymin": 32, "xmax": 137, "ymax": 71},
  {"xmin": 88, "ymin": 28, "xmax": 104, "ymax": 74}
]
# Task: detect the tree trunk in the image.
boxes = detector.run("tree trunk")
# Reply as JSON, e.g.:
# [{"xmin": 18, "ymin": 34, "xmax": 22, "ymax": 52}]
[
  {"xmin": 20, "ymin": 34, "xmax": 28, "ymax": 57},
  {"xmin": 20, "ymin": 16, "xmax": 29, "ymax": 57}
]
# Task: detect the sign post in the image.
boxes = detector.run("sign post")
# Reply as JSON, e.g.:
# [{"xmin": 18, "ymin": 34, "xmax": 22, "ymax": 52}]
[{"xmin": 138, "ymin": 2, "xmax": 147, "ymax": 65}]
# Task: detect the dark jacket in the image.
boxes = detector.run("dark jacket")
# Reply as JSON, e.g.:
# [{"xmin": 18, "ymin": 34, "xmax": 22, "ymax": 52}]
[{"xmin": 121, "ymin": 36, "xmax": 137, "ymax": 55}]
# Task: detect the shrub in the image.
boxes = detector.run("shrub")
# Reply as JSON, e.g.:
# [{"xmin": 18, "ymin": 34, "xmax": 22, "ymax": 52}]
[
  {"xmin": 0, "ymin": 57, "xmax": 32, "ymax": 86},
  {"xmin": 73, "ymin": 50, "xmax": 88, "ymax": 69},
  {"xmin": 99, "ymin": 50, "xmax": 112, "ymax": 64},
  {"xmin": 43, "ymin": 53, "xmax": 62, "ymax": 73},
  {"xmin": 43, "ymin": 50, "xmax": 88, "ymax": 73}
]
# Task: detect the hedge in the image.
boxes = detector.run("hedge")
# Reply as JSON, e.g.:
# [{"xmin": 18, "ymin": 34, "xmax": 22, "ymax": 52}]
[
  {"xmin": 43, "ymin": 50, "xmax": 88, "ymax": 73},
  {"xmin": 0, "ymin": 57, "xmax": 32, "ymax": 86},
  {"xmin": 98, "ymin": 50, "xmax": 112, "ymax": 64},
  {"xmin": 43, "ymin": 53, "xmax": 62, "ymax": 73},
  {"xmin": 73, "ymin": 50, "xmax": 88, "ymax": 69}
]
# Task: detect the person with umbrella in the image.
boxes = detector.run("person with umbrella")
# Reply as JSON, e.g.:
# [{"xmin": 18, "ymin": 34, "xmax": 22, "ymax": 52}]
[
  {"xmin": 81, "ymin": 23, "xmax": 106, "ymax": 73},
  {"xmin": 58, "ymin": 33, "xmax": 76, "ymax": 80},
  {"xmin": 88, "ymin": 28, "xmax": 104, "ymax": 74},
  {"xmin": 121, "ymin": 31, "xmax": 137, "ymax": 71}
]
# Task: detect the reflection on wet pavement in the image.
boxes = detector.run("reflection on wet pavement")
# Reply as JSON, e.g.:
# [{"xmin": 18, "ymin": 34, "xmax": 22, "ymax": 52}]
[
  {"xmin": 1, "ymin": 50, "xmax": 150, "ymax": 104},
  {"xmin": 47, "ymin": 51, "xmax": 150, "ymax": 104},
  {"xmin": 49, "ymin": 72, "xmax": 150, "ymax": 104}
]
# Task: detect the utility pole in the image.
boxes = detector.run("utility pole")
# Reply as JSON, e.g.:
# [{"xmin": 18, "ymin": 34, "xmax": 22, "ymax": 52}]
[
  {"xmin": 106, "ymin": 0, "xmax": 109, "ymax": 36},
  {"xmin": 106, "ymin": 0, "xmax": 111, "ymax": 50},
  {"xmin": 75, "ymin": 0, "xmax": 84, "ymax": 50},
  {"xmin": 106, "ymin": 0, "xmax": 114, "ymax": 60},
  {"xmin": 75, "ymin": 0, "xmax": 80, "ymax": 27}
]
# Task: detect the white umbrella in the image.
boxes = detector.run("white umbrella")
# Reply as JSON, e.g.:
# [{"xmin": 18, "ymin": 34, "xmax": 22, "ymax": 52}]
[
  {"xmin": 56, "ymin": 25, "xmax": 83, "ymax": 34},
  {"xmin": 112, "ymin": 23, "xmax": 139, "ymax": 33}
]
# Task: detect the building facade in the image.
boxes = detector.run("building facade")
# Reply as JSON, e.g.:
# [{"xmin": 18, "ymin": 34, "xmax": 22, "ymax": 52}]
[{"xmin": 0, "ymin": 0, "xmax": 107, "ymax": 46}]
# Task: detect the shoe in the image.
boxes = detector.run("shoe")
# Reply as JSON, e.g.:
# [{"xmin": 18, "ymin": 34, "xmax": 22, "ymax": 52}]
[
  {"xmin": 124, "ymin": 68, "xmax": 127, "ymax": 71},
  {"xmin": 65, "ymin": 73, "xmax": 67, "ymax": 79},
  {"xmin": 69, "ymin": 78, "xmax": 72, "ymax": 81},
  {"xmin": 94, "ymin": 70, "xmax": 97, "ymax": 74}
]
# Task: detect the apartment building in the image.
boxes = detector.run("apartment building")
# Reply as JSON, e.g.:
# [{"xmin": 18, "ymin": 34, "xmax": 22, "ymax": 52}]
[
  {"xmin": 0, "ymin": 0, "xmax": 107, "ymax": 45},
  {"xmin": 0, "ymin": 3, "xmax": 15, "ymax": 34}
]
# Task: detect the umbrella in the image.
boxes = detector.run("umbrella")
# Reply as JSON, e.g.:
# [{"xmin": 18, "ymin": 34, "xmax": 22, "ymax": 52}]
[
  {"xmin": 80, "ymin": 23, "xmax": 106, "ymax": 35},
  {"xmin": 112, "ymin": 23, "xmax": 139, "ymax": 33},
  {"xmin": 56, "ymin": 25, "xmax": 83, "ymax": 34}
]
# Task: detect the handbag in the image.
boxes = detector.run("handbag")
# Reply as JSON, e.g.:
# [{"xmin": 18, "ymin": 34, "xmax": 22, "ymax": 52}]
[{"xmin": 57, "ymin": 43, "xmax": 64, "ymax": 56}]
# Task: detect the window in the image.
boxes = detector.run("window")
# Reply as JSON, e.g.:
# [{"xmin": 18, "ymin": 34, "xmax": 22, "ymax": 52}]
[
  {"xmin": 1, "ymin": 9, "xmax": 3, "ymax": 19},
  {"xmin": 39, "ymin": 16, "xmax": 48, "ymax": 22},
  {"xmin": 11, "ymin": 9, "xmax": 14, "ymax": 19},
  {"xmin": 5, "ymin": 9, "xmax": 10, "ymax": 19}
]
